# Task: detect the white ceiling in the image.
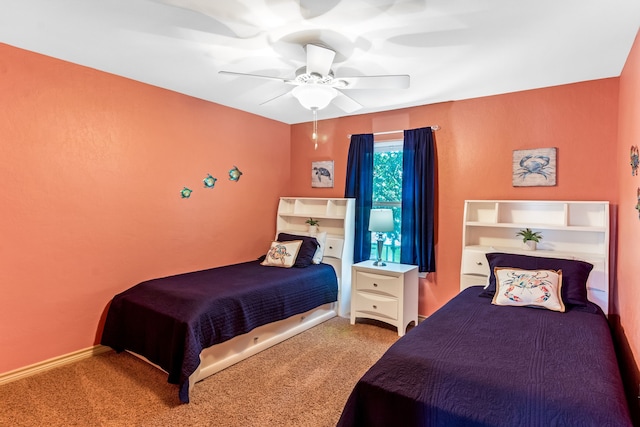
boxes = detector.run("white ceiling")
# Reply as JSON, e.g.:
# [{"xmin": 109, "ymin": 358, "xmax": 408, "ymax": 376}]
[{"xmin": 1, "ymin": 0, "xmax": 639, "ymax": 124}]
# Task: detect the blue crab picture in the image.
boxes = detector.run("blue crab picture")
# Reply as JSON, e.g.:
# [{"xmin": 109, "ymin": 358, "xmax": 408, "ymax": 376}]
[
  {"xmin": 512, "ymin": 148, "xmax": 556, "ymax": 187},
  {"xmin": 180, "ymin": 187, "xmax": 192, "ymax": 198},
  {"xmin": 228, "ymin": 166, "xmax": 243, "ymax": 182},
  {"xmin": 203, "ymin": 174, "xmax": 217, "ymax": 188}
]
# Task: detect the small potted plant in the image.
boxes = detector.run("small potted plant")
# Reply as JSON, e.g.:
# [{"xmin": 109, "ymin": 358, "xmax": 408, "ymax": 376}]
[
  {"xmin": 516, "ymin": 228, "xmax": 543, "ymax": 251},
  {"xmin": 305, "ymin": 218, "xmax": 319, "ymax": 234}
]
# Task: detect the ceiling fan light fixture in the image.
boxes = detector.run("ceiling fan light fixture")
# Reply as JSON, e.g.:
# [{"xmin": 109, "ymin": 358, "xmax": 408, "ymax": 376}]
[{"xmin": 292, "ymin": 84, "xmax": 337, "ymax": 110}]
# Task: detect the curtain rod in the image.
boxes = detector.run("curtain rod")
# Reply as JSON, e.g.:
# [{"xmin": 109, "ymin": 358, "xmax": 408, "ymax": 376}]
[{"xmin": 347, "ymin": 125, "xmax": 440, "ymax": 139}]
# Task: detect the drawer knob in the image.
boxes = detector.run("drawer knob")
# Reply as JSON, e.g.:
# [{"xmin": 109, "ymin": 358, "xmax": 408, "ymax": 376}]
[
  {"xmin": 476, "ymin": 261, "xmax": 483, "ymax": 266},
  {"xmin": 373, "ymin": 283, "xmax": 378, "ymax": 287},
  {"xmin": 372, "ymin": 305, "xmax": 377, "ymax": 310},
  {"xmin": 329, "ymin": 246, "xmax": 333, "ymax": 249}
]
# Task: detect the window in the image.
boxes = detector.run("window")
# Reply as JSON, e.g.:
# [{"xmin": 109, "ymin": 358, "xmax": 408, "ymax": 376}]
[
  {"xmin": 346, "ymin": 128, "xmax": 434, "ymax": 271},
  {"xmin": 370, "ymin": 140, "xmax": 403, "ymax": 263}
]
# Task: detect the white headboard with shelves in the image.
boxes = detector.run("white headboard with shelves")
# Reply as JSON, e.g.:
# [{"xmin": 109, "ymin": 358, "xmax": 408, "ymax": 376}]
[
  {"xmin": 276, "ymin": 197, "xmax": 355, "ymax": 318},
  {"xmin": 460, "ymin": 200, "xmax": 610, "ymax": 314}
]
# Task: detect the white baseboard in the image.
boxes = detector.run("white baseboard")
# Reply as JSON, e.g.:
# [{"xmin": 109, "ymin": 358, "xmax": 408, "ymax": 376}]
[{"xmin": 0, "ymin": 345, "xmax": 111, "ymax": 386}]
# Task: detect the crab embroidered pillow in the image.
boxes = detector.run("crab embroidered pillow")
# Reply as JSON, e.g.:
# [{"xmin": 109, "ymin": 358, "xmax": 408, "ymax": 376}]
[
  {"xmin": 492, "ymin": 267, "xmax": 565, "ymax": 312},
  {"xmin": 261, "ymin": 240, "xmax": 302, "ymax": 268}
]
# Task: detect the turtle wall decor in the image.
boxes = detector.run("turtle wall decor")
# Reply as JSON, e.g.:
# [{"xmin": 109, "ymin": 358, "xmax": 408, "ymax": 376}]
[
  {"xmin": 180, "ymin": 167, "xmax": 244, "ymax": 199},
  {"xmin": 180, "ymin": 187, "xmax": 193, "ymax": 198},
  {"xmin": 203, "ymin": 174, "xmax": 217, "ymax": 188},
  {"xmin": 229, "ymin": 166, "xmax": 243, "ymax": 181}
]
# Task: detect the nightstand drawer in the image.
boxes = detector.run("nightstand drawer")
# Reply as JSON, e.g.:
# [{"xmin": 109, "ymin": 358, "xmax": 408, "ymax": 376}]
[
  {"xmin": 355, "ymin": 271, "xmax": 400, "ymax": 296},
  {"xmin": 353, "ymin": 292, "xmax": 398, "ymax": 320}
]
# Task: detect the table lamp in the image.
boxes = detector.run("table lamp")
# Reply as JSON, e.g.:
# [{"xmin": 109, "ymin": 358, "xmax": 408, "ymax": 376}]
[{"xmin": 368, "ymin": 209, "xmax": 394, "ymax": 266}]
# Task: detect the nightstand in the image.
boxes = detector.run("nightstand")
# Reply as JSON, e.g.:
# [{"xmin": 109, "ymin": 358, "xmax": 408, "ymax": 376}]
[{"xmin": 350, "ymin": 260, "xmax": 419, "ymax": 336}]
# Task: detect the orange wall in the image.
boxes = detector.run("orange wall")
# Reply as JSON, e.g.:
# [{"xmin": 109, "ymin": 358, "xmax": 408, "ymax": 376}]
[
  {"xmin": 291, "ymin": 79, "xmax": 620, "ymax": 315},
  {"xmin": 0, "ymin": 44, "xmax": 291, "ymax": 373},
  {"xmin": 617, "ymin": 28, "xmax": 640, "ymax": 409}
]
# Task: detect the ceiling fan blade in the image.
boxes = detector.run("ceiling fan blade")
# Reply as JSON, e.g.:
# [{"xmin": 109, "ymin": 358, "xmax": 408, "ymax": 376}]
[
  {"xmin": 259, "ymin": 91, "xmax": 291, "ymax": 106},
  {"xmin": 332, "ymin": 91, "xmax": 362, "ymax": 113},
  {"xmin": 306, "ymin": 44, "xmax": 335, "ymax": 76},
  {"xmin": 218, "ymin": 70, "xmax": 293, "ymax": 84},
  {"xmin": 339, "ymin": 74, "xmax": 410, "ymax": 90}
]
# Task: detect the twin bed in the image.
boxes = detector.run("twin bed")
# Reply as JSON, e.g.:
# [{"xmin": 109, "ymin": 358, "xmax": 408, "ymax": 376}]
[
  {"xmin": 101, "ymin": 230, "xmax": 343, "ymax": 403},
  {"xmin": 338, "ymin": 199, "xmax": 632, "ymax": 426}
]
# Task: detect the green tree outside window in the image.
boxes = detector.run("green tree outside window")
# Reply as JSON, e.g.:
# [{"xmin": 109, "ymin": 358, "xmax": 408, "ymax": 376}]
[{"xmin": 371, "ymin": 145, "xmax": 402, "ymax": 263}]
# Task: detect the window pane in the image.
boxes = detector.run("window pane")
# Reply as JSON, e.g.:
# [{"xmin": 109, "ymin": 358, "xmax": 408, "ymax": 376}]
[{"xmin": 371, "ymin": 144, "xmax": 402, "ymax": 263}]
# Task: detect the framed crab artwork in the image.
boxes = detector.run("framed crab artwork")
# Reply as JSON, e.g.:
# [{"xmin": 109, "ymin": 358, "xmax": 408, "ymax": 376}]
[{"xmin": 512, "ymin": 147, "xmax": 557, "ymax": 187}]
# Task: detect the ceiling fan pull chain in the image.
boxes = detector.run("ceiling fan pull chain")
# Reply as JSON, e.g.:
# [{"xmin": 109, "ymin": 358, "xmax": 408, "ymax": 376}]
[{"xmin": 312, "ymin": 108, "xmax": 318, "ymax": 150}]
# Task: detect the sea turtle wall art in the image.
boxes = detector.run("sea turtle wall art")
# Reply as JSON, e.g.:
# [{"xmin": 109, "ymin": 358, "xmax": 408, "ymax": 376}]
[{"xmin": 311, "ymin": 160, "xmax": 334, "ymax": 188}]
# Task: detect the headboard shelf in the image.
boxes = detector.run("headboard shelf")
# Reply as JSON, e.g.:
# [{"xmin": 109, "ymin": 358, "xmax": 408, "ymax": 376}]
[
  {"xmin": 278, "ymin": 197, "xmax": 351, "ymax": 217},
  {"xmin": 461, "ymin": 200, "xmax": 610, "ymax": 314},
  {"xmin": 465, "ymin": 221, "xmax": 607, "ymax": 232},
  {"xmin": 465, "ymin": 199, "xmax": 608, "ymax": 228},
  {"xmin": 278, "ymin": 213, "xmax": 348, "ymax": 220}
]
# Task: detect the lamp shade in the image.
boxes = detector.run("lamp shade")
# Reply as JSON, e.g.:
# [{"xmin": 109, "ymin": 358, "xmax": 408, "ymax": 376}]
[
  {"xmin": 368, "ymin": 209, "xmax": 394, "ymax": 232},
  {"xmin": 292, "ymin": 84, "xmax": 337, "ymax": 110}
]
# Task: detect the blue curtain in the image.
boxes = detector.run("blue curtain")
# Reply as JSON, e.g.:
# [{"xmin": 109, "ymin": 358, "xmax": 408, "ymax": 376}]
[
  {"xmin": 401, "ymin": 127, "xmax": 436, "ymax": 272},
  {"xmin": 344, "ymin": 133, "xmax": 374, "ymax": 263}
]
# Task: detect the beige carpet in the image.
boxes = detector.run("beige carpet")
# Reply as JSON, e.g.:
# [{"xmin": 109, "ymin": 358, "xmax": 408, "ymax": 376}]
[{"xmin": 0, "ymin": 317, "xmax": 399, "ymax": 427}]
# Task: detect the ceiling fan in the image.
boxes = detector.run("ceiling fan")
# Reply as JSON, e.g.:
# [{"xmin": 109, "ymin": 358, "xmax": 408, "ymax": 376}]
[{"xmin": 219, "ymin": 44, "xmax": 410, "ymax": 114}]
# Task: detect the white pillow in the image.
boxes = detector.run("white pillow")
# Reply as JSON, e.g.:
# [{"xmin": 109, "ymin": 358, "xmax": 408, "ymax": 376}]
[
  {"xmin": 312, "ymin": 232, "xmax": 327, "ymax": 264},
  {"xmin": 261, "ymin": 240, "xmax": 302, "ymax": 268},
  {"xmin": 492, "ymin": 267, "xmax": 565, "ymax": 312}
]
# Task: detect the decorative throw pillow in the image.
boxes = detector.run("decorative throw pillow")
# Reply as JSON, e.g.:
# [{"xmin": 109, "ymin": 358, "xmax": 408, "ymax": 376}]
[
  {"xmin": 261, "ymin": 240, "xmax": 302, "ymax": 268},
  {"xmin": 277, "ymin": 233, "xmax": 319, "ymax": 267},
  {"xmin": 492, "ymin": 267, "xmax": 565, "ymax": 312},
  {"xmin": 312, "ymin": 232, "xmax": 327, "ymax": 264},
  {"xmin": 479, "ymin": 252, "xmax": 593, "ymax": 308}
]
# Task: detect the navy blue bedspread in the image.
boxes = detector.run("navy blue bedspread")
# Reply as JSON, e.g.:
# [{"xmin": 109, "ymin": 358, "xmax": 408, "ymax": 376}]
[
  {"xmin": 338, "ymin": 287, "xmax": 632, "ymax": 427},
  {"xmin": 101, "ymin": 260, "xmax": 337, "ymax": 403}
]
